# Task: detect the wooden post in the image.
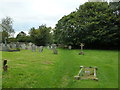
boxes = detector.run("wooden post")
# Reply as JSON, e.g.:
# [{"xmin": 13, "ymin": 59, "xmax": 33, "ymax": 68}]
[{"xmin": 3, "ymin": 59, "xmax": 8, "ymax": 72}]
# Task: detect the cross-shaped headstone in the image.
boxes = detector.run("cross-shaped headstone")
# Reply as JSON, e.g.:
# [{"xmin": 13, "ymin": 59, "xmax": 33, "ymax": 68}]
[{"xmin": 80, "ymin": 43, "xmax": 84, "ymax": 51}]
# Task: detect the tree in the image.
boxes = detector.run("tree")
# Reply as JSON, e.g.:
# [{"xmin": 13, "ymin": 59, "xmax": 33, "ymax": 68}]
[
  {"xmin": 1, "ymin": 17, "xmax": 14, "ymax": 36},
  {"xmin": 29, "ymin": 25, "xmax": 53, "ymax": 46},
  {"xmin": 16, "ymin": 31, "xmax": 31, "ymax": 42},
  {"xmin": 0, "ymin": 17, "xmax": 15, "ymax": 43},
  {"xmin": 54, "ymin": 2, "xmax": 119, "ymax": 49}
]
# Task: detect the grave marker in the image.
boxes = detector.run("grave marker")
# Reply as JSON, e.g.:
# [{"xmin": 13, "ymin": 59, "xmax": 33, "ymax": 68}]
[
  {"xmin": 3, "ymin": 59, "xmax": 8, "ymax": 72},
  {"xmin": 79, "ymin": 43, "xmax": 84, "ymax": 55},
  {"xmin": 39, "ymin": 46, "xmax": 43, "ymax": 52}
]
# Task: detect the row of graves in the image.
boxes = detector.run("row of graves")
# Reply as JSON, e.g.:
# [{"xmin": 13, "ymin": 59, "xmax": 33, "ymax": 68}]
[
  {"xmin": 2, "ymin": 42, "xmax": 98, "ymax": 81},
  {"xmin": 0, "ymin": 42, "xmax": 20, "ymax": 52}
]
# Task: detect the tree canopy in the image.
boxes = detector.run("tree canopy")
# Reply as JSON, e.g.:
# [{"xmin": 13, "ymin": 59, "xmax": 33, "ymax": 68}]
[
  {"xmin": 29, "ymin": 25, "xmax": 53, "ymax": 46},
  {"xmin": 54, "ymin": 2, "xmax": 119, "ymax": 49}
]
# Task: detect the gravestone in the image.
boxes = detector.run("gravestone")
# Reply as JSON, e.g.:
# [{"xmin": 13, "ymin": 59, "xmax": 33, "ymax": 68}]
[
  {"xmin": 32, "ymin": 44, "xmax": 36, "ymax": 52},
  {"xmin": 2, "ymin": 44, "xmax": 9, "ymax": 51},
  {"xmin": 68, "ymin": 45, "xmax": 72, "ymax": 50},
  {"xmin": 53, "ymin": 48, "xmax": 58, "ymax": 54},
  {"xmin": 12, "ymin": 43, "xmax": 17, "ymax": 49},
  {"xmin": 21, "ymin": 43, "xmax": 26, "ymax": 49},
  {"xmin": 1, "ymin": 37, "xmax": 9, "ymax": 51},
  {"xmin": 39, "ymin": 46, "xmax": 43, "ymax": 52},
  {"xmin": 52, "ymin": 44, "xmax": 57, "ymax": 49},
  {"xmin": 28, "ymin": 43, "xmax": 32, "ymax": 50},
  {"xmin": 79, "ymin": 43, "xmax": 84, "ymax": 55},
  {"xmin": 74, "ymin": 66, "xmax": 98, "ymax": 81},
  {"xmin": 52, "ymin": 44, "xmax": 58, "ymax": 54},
  {"xmin": 16, "ymin": 42, "xmax": 20, "ymax": 49}
]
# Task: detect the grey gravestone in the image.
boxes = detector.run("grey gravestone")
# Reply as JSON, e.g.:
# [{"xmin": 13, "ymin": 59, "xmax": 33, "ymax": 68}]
[
  {"xmin": 52, "ymin": 44, "xmax": 58, "ymax": 54},
  {"xmin": 52, "ymin": 44, "xmax": 57, "ymax": 49},
  {"xmin": 21, "ymin": 43, "xmax": 26, "ymax": 49},
  {"xmin": 68, "ymin": 45, "xmax": 72, "ymax": 50},
  {"xmin": 79, "ymin": 43, "xmax": 84, "ymax": 55},
  {"xmin": 28, "ymin": 43, "xmax": 32, "ymax": 50},
  {"xmin": 39, "ymin": 46, "xmax": 43, "ymax": 52},
  {"xmin": 32, "ymin": 44, "xmax": 36, "ymax": 52},
  {"xmin": 53, "ymin": 48, "xmax": 58, "ymax": 54},
  {"xmin": 2, "ymin": 44, "xmax": 9, "ymax": 51},
  {"xmin": 1, "ymin": 37, "xmax": 9, "ymax": 51},
  {"xmin": 12, "ymin": 43, "xmax": 17, "ymax": 49},
  {"xmin": 16, "ymin": 42, "xmax": 20, "ymax": 48}
]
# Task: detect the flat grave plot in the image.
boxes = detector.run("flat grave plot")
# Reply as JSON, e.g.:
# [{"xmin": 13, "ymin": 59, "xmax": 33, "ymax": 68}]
[{"xmin": 74, "ymin": 66, "xmax": 98, "ymax": 81}]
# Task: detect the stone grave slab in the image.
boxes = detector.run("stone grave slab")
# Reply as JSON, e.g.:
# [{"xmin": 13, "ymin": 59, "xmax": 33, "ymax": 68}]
[{"xmin": 74, "ymin": 66, "xmax": 98, "ymax": 81}]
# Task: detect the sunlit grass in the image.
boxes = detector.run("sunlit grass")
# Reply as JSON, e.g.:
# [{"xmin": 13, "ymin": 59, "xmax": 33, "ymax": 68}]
[{"xmin": 1, "ymin": 48, "xmax": 118, "ymax": 88}]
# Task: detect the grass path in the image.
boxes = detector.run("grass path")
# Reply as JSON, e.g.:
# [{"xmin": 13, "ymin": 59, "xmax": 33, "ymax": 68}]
[{"xmin": 1, "ymin": 48, "xmax": 118, "ymax": 88}]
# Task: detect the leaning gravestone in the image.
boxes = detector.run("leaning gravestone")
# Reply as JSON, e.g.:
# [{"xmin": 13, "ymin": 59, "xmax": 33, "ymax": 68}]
[
  {"xmin": 79, "ymin": 43, "xmax": 84, "ymax": 55},
  {"xmin": 39, "ymin": 46, "xmax": 43, "ymax": 52}
]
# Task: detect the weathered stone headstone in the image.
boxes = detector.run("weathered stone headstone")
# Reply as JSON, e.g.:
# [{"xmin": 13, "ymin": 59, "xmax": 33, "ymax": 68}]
[
  {"xmin": 21, "ymin": 43, "xmax": 26, "ymax": 49},
  {"xmin": 39, "ymin": 46, "xmax": 43, "ymax": 52},
  {"xmin": 16, "ymin": 42, "xmax": 20, "ymax": 49},
  {"xmin": 79, "ymin": 43, "xmax": 84, "ymax": 55},
  {"xmin": 51, "ymin": 44, "xmax": 57, "ymax": 49},
  {"xmin": 2, "ymin": 44, "xmax": 9, "ymax": 51},
  {"xmin": 27, "ymin": 43, "xmax": 32, "ymax": 50},
  {"xmin": 32, "ymin": 44, "xmax": 36, "ymax": 52},
  {"xmin": 12, "ymin": 43, "xmax": 17, "ymax": 49},
  {"xmin": 0, "ymin": 37, "xmax": 9, "ymax": 51},
  {"xmin": 53, "ymin": 48, "xmax": 58, "ymax": 54},
  {"xmin": 52, "ymin": 44, "xmax": 58, "ymax": 54},
  {"xmin": 68, "ymin": 45, "xmax": 72, "ymax": 50}
]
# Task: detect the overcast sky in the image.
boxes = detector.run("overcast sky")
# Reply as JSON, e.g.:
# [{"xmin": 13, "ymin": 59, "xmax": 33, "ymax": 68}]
[{"xmin": 0, "ymin": 0, "xmax": 88, "ymax": 36}]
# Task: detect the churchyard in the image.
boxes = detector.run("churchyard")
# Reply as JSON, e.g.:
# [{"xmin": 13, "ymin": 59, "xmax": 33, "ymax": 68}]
[
  {"xmin": 0, "ymin": 1, "xmax": 119, "ymax": 89},
  {"xmin": 1, "ymin": 48, "xmax": 118, "ymax": 88}
]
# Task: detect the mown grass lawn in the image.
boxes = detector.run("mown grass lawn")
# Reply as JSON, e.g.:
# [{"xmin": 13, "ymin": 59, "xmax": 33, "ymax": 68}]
[{"xmin": 1, "ymin": 48, "xmax": 118, "ymax": 88}]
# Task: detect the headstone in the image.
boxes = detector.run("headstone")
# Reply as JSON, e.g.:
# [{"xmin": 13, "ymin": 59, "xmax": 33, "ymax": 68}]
[
  {"xmin": 39, "ymin": 46, "xmax": 43, "ymax": 52},
  {"xmin": 21, "ymin": 43, "xmax": 26, "ymax": 49},
  {"xmin": 3, "ymin": 59, "xmax": 8, "ymax": 72},
  {"xmin": 16, "ymin": 42, "xmax": 20, "ymax": 49},
  {"xmin": 68, "ymin": 45, "xmax": 72, "ymax": 50},
  {"xmin": 53, "ymin": 48, "xmax": 58, "ymax": 54},
  {"xmin": 79, "ymin": 43, "xmax": 84, "ymax": 55},
  {"xmin": 64, "ymin": 45, "xmax": 68, "ymax": 48},
  {"xmin": 2, "ymin": 44, "xmax": 9, "ymax": 51},
  {"xmin": 27, "ymin": 43, "xmax": 32, "ymax": 50},
  {"xmin": 51, "ymin": 44, "xmax": 57, "ymax": 49},
  {"xmin": 12, "ymin": 43, "xmax": 17, "ymax": 49},
  {"xmin": 32, "ymin": 44, "xmax": 36, "ymax": 52},
  {"xmin": 51, "ymin": 44, "xmax": 58, "ymax": 54}
]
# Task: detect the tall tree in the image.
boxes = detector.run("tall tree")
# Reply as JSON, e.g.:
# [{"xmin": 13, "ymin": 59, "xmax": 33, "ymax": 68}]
[
  {"xmin": 0, "ymin": 17, "xmax": 15, "ymax": 43},
  {"xmin": 54, "ymin": 2, "xmax": 119, "ymax": 49},
  {"xmin": 29, "ymin": 25, "xmax": 52, "ymax": 46}
]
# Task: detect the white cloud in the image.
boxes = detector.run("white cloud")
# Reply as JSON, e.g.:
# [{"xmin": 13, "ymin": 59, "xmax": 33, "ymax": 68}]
[{"xmin": 0, "ymin": 0, "xmax": 88, "ymax": 36}]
